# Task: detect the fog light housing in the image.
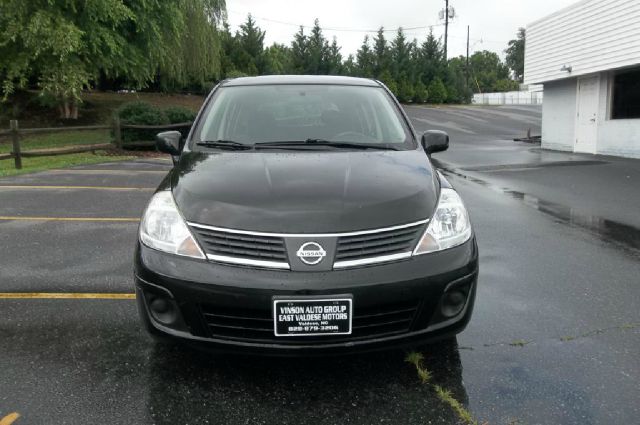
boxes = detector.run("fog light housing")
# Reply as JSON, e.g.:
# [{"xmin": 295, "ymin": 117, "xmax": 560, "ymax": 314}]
[
  {"xmin": 441, "ymin": 290, "xmax": 467, "ymax": 318},
  {"xmin": 149, "ymin": 296, "xmax": 178, "ymax": 325}
]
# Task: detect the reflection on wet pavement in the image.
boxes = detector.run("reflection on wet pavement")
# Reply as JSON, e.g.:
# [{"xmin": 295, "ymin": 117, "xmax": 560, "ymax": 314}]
[
  {"xmin": 0, "ymin": 298, "xmax": 472, "ymax": 424},
  {"xmin": 435, "ymin": 162, "xmax": 640, "ymax": 256}
]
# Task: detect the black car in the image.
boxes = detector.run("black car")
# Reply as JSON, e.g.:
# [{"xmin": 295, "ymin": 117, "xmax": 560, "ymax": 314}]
[{"xmin": 134, "ymin": 75, "xmax": 478, "ymax": 355}]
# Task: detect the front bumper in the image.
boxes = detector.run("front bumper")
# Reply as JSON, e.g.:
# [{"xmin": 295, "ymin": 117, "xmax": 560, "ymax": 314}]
[{"xmin": 134, "ymin": 237, "xmax": 478, "ymax": 355}]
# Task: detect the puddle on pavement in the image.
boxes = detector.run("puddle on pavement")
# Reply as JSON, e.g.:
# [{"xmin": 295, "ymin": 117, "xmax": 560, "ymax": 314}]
[{"xmin": 437, "ymin": 165, "xmax": 640, "ymax": 256}]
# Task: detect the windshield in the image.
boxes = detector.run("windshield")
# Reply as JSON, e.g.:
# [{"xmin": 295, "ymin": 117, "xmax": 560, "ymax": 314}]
[{"xmin": 192, "ymin": 84, "xmax": 414, "ymax": 149}]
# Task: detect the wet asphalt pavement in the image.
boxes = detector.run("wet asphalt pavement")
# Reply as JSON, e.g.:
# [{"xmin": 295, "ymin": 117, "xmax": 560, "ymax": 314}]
[{"xmin": 1, "ymin": 106, "xmax": 639, "ymax": 424}]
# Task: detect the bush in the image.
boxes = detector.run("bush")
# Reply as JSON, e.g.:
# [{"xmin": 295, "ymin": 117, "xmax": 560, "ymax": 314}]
[
  {"xmin": 164, "ymin": 106, "xmax": 196, "ymax": 139},
  {"xmin": 164, "ymin": 106, "xmax": 196, "ymax": 124},
  {"xmin": 116, "ymin": 101, "xmax": 169, "ymax": 143}
]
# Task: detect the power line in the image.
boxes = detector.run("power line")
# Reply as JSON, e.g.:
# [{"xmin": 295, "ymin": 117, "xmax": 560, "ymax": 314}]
[{"xmin": 226, "ymin": 9, "xmax": 444, "ymax": 34}]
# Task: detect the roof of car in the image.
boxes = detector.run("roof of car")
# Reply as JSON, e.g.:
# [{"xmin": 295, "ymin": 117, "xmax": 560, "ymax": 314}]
[{"xmin": 220, "ymin": 75, "xmax": 381, "ymax": 87}]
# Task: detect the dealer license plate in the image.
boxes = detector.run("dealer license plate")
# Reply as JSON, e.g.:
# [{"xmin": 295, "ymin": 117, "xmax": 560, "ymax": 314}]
[{"xmin": 273, "ymin": 297, "xmax": 353, "ymax": 337}]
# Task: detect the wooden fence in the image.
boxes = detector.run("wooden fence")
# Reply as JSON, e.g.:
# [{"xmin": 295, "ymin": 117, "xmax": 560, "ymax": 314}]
[{"xmin": 0, "ymin": 118, "xmax": 192, "ymax": 169}]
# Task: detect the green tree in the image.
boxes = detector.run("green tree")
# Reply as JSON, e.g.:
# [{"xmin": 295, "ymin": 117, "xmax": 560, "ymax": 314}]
[
  {"xmin": 397, "ymin": 75, "xmax": 415, "ymax": 103},
  {"xmin": 306, "ymin": 19, "xmax": 329, "ymax": 74},
  {"xmin": 445, "ymin": 56, "xmax": 472, "ymax": 103},
  {"xmin": 0, "ymin": 0, "xmax": 226, "ymax": 117},
  {"xmin": 417, "ymin": 29, "xmax": 445, "ymax": 86},
  {"xmin": 290, "ymin": 26, "xmax": 308, "ymax": 74},
  {"xmin": 235, "ymin": 14, "xmax": 266, "ymax": 75},
  {"xmin": 390, "ymin": 28, "xmax": 413, "ymax": 82},
  {"xmin": 378, "ymin": 69, "xmax": 398, "ymax": 97},
  {"xmin": 413, "ymin": 80, "xmax": 428, "ymax": 103},
  {"xmin": 469, "ymin": 50, "xmax": 512, "ymax": 92},
  {"xmin": 264, "ymin": 43, "xmax": 291, "ymax": 75},
  {"xmin": 342, "ymin": 54, "xmax": 357, "ymax": 76},
  {"xmin": 372, "ymin": 28, "xmax": 390, "ymax": 78},
  {"xmin": 355, "ymin": 36, "xmax": 374, "ymax": 78},
  {"xmin": 505, "ymin": 28, "xmax": 525, "ymax": 82},
  {"xmin": 428, "ymin": 78, "xmax": 447, "ymax": 103},
  {"xmin": 327, "ymin": 37, "xmax": 343, "ymax": 75}
]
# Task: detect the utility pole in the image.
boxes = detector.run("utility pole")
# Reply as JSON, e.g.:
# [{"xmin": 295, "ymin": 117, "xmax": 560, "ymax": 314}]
[
  {"xmin": 466, "ymin": 25, "xmax": 470, "ymax": 93},
  {"xmin": 444, "ymin": 0, "xmax": 449, "ymax": 61},
  {"xmin": 440, "ymin": 0, "xmax": 455, "ymax": 61}
]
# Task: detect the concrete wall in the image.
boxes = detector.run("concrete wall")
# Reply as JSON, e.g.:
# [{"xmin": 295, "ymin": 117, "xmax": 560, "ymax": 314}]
[
  {"xmin": 541, "ymin": 72, "xmax": 640, "ymax": 158},
  {"xmin": 525, "ymin": 0, "xmax": 640, "ymax": 85},
  {"xmin": 541, "ymin": 79, "xmax": 576, "ymax": 152},
  {"xmin": 596, "ymin": 72, "xmax": 640, "ymax": 158}
]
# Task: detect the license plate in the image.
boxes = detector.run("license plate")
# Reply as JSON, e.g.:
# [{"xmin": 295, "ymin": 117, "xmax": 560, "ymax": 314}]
[{"xmin": 273, "ymin": 297, "xmax": 352, "ymax": 337}]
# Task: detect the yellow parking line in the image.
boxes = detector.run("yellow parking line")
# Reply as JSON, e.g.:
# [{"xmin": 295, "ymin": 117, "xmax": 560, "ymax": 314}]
[
  {"xmin": 0, "ymin": 293, "xmax": 135, "ymax": 299},
  {"xmin": 0, "ymin": 216, "xmax": 139, "ymax": 222},
  {"xmin": 0, "ymin": 413, "xmax": 20, "ymax": 425},
  {"xmin": 49, "ymin": 169, "xmax": 168, "ymax": 174},
  {"xmin": 0, "ymin": 185, "xmax": 154, "ymax": 191}
]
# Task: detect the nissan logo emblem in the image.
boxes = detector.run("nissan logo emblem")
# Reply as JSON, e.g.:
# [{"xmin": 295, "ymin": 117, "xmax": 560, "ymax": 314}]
[{"xmin": 296, "ymin": 242, "xmax": 327, "ymax": 265}]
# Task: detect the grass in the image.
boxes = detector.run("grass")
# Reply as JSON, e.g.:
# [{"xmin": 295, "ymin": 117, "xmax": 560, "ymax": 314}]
[
  {"xmin": 404, "ymin": 352, "xmax": 432, "ymax": 384},
  {"xmin": 405, "ymin": 350, "xmax": 481, "ymax": 424},
  {"xmin": 434, "ymin": 385, "xmax": 477, "ymax": 425},
  {"xmin": 0, "ymin": 151, "xmax": 133, "ymax": 177},
  {"xmin": 0, "ymin": 129, "xmax": 111, "ymax": 154}
]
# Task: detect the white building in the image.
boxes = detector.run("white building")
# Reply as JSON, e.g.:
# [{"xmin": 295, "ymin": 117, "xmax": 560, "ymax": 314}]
[{"xmin": 524, "ymin": 0, "xmax": 640, "ymax": 158}]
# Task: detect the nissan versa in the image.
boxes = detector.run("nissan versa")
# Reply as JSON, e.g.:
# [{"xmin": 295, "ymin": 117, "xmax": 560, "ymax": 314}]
[{"xmin": 134, "ymin": 75, "xmax": 478, "ymax": 354}]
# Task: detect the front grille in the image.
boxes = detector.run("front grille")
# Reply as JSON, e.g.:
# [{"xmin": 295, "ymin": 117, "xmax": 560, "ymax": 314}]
[
  {"xmin": 190, "ymin": 226, "xmax": 288, "ymax": 263},
  {"xmin": 199, "ymin": 300, "xmax": 420, "ymax": 343},
  {"xmin": 335, "ymin": 223, "xmax": 424, "ymax": 262}
]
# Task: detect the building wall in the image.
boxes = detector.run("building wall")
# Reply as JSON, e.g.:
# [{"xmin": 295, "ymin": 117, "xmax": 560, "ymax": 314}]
[
  {"xmin": 524, "ymin": 0, "xmax": 640, "ymax": 85},
  {"xmin": 596, "ymin": 72, "xmax": 640, "ymax": 158},
  {"xmin": 542, "ymin": 72, "xmax": 640, "ymax": 158},
  {"xmin": 541, "ymin": 79, "xmax": 576, "ymax": 152}
]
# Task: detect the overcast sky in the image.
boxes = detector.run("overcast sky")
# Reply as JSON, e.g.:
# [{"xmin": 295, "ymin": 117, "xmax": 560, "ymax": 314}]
[{"xmin": 226, "ymin": 0, "xmax": 579, "ymax": 59}]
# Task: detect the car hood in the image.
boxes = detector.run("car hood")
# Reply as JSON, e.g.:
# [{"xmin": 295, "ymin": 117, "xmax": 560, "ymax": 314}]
[{"xmin": 171, "ymin": 150, "xmax": 439, "ymax": 233}]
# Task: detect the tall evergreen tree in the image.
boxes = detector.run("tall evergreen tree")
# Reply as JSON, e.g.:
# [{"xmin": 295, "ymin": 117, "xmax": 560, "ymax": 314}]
[
  {"xmin": 355, "ymin": 35, "xmax": 374, "ymax": 78},
  {"xmin": 290, "ymin": 26, "xmax": 308, "ymax": 74},
  {"xmin": 372, "ymin": 28, "xmax": 390, "ymax": 79},
  {"xmin": 306, "ymin": 19, "xmax": 329, "ymax": 74},
  {"xmin": 327, "ymin": 38, "xmax": 343, "ymax": 75},
  {"xmin": 236, "ymin": 14, "xmax": 266, "ymax": 75}
]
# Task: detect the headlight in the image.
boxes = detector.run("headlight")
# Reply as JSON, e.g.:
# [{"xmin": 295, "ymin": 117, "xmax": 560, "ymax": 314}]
[
  {"xmin": 139, "ymin": 191, "xmax": 205, "ymax": 259},
  {"xmin": 413, "ymin": 188, "xmax": 472, "ymax": 255}
]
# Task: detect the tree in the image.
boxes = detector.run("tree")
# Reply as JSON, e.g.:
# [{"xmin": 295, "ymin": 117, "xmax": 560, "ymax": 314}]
[
  {"xmin": 413, "ymin": 80, "xmax": 428, "ymax": 103},
  {"xmin": 264, "ymin": 43, "xmax": 291, "ymax": 75},
  {"xmin": 378, "ymin": 70, "xmax": 398, "ymax": 97},
  {"xmin": 417, "ymin": 29, "xmax": 445, "ymax": 86},
  {"xmin": 306, "ymin": 19, "xmax": 329, "ymax": 74},
  {"xmin": 372, "ymin": 28, "xmax": 390, "ymax": 78},
  {"xmin": 327, "ymin": 37, "xmax": 343, "ymax": 75},
  {"xmin": 505, "ymin": 28, "xmax": 525, "ymax": 82},
  {"xmin": 390, "ymin": 28, "xmax": 413, "ymax": 82},
  {"xmin": 428, "ymin": 78, "xmax": 447, "ymax": 103},
  {"xmin": 469, "ymin": 50, "xmax": 512, "ymax": 92},
  {"xmin": 342, "ymin": 54, "xmax": 357, "ymax": 76},
  {"xmin": 355, "ymin": 36, "xmax": 374, "ymax": 78},
  {"xmin": 235, "ymin": 14, "xmax": 266, "ymax": 75},
  {"xmin": 0, "ymin": 0, "xmax": 226, "ymax": 117},
  {"xmin": 290, "ymin": 26, "xmax": 308, "ymax": 74},
  {"xmin": 445, "ymin": 56, "xmax": 472, "ymax": 103}
]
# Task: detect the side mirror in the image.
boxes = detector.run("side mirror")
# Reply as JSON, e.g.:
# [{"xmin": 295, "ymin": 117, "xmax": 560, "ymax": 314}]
[
  {"xmin": 421, "ymin": 130, "xmax": 449, "ymax": 154},
  {"xmin": 156, "ymin": 131, "xmax": 182, "ymax": 156}
]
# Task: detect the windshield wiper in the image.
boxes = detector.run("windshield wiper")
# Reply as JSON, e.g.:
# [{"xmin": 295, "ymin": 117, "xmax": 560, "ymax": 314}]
[
  {"xmin": 255, "ymin": 139, "xmax": 399, "ymax": 151},
  {"xmin": 196, "ymin": 140, "xmax": 253, "ymax": 150}
]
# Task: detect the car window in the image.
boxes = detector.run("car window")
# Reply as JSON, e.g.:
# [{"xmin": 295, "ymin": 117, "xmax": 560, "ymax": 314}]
[{"xmin": 194, "ymin": 84, "xmax": 414, "ymax": 148}]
